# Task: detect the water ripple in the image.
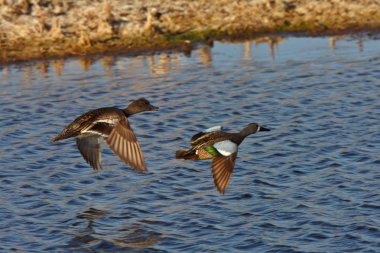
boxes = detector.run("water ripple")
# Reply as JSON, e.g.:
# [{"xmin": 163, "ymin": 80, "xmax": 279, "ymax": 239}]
[{"xmin": 0, "ymin": 36, "xmax": 380, "ymax": 252}]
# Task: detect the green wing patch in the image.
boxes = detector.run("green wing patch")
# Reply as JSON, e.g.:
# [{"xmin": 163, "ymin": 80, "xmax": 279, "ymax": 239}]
[{"xmin": 205, "ymin": 146, "xmax": 220, "ymax": 157}]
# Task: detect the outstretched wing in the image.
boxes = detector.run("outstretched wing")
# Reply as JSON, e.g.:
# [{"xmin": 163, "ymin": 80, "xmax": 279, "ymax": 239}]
[
  {"xmin": 105, "ymin": 119, "xmax": 147, "ymax": 172},
  {"xmin": 211, "ymin": 152, "xmax": 237, "ymax": 195},
  {"xmin": 76, "ymin": 135, "xmax": 103, "ymax": 170}
]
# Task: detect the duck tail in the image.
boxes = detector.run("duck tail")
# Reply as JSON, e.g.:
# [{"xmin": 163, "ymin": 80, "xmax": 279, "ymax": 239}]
[
  {"xmin": 51, "ymin": 133, "xmax": 67, "ymax": 142},
  {"xmin": 51, "ymin": 129, "xmax": 76, "ymax": 142},
  {"xmin": 175, "ymin": 149, "xmax": 197, "ymax": 160}
]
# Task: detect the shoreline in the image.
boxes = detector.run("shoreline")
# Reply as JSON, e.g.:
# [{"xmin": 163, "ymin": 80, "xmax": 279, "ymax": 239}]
[{"xmin": 1, "ymin": 0, "xmax": 380, "ymax": 64}]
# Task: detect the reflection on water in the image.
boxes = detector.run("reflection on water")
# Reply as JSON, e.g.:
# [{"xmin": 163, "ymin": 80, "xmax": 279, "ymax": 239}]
[
  {"xmin": 3, "ymin": 37, "xmax": 373, "ymax": 83},
  {"xmin": 68, "ymin": 208, "xmax": 107, "ymax": 247},
  {"xmin": 52, "ymin": 60, "xmax": 65, "ymax": 76},
  {"xmin": 67, "ymin": 207, "xmax": 161, "ymax": 251},
  {"xmin": 1, "ymin": 35, "xmax": 371, "ymax": 80},
  {"xmin": 0, "ymin": 34, "xmax": 379, "ymax": 252}
]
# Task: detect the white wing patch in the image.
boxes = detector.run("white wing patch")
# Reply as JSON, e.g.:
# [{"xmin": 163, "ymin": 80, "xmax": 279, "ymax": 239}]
[
  {"xmin": 83, "ymin": 119, "xmax": 118, "ymax": 133},
  {"xmin": 96, "ymin": 119, "xmax": 119, "ymax": 124},
  {"xmin": 204, "ymin": 126, "xmax": 223, "ymax": 133},
  {"xmin": 213, "ymin": 140, "xmax": 237, "ymax": 156}
]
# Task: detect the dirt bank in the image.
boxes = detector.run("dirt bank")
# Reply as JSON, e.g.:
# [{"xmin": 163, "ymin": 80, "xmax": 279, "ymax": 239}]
[{"xmin": 1, "ymin": 0, "xmax": 380, "ymax": 63}]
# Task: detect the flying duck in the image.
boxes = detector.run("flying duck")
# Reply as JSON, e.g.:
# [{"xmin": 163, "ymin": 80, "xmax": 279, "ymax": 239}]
[
  {"xmin": 52, "ymin": 98, "xmax": 159, "ymax": 172},
  {"xmin": 175, "ymin": 123, "xmax": 270, "ymax": 194}
]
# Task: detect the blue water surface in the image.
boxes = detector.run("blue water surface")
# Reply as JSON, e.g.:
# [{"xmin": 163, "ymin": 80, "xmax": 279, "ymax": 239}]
[{"xmin": 0, "ymin": 35, "xmax": 379, "ymax": 252}]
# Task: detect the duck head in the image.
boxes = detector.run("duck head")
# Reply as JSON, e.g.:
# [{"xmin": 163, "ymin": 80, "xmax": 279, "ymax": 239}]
[
  {"xmin": 125, "ymin": 98, "xmax": 159, "ymax": 115},
  {"xmin": 240, "ymin": 122, "xmax": 270, "ymax": 137}
]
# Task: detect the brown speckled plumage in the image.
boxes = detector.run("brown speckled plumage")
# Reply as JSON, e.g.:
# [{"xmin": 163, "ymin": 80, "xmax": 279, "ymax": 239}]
[{"xmin": 52, "ymin": 98, "xmax": 158, "ymax": 172}]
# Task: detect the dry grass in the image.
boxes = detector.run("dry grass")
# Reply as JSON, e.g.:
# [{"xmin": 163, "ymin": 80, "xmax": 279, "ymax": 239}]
[{"xmin": 1, "ymin": 0, "xmax": 380, "ymax": 63}]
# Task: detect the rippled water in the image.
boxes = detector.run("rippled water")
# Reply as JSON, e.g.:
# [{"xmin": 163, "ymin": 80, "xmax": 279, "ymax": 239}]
[{"xmin": 1, "ymin": 35, "xmax": 380, "ymax": 252}]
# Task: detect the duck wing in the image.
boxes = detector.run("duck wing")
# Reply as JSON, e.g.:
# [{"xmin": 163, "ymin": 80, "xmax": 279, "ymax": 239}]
[
  {"xmin": 87, "ymin": 122, "xmax": 114, "ymax": 137},
  {"xmin": 105, "ymin": 118, "xmax": 147, "ymax": 172},
  {"xmin": 191, "ymin": 131, "xmax": 230, "ymax": 149},
  {"xmin": 76, "ymin": 135, "xmax": 103, "ymax": 170},
  {"xmin": 211, "ymin": 152, "xmax": 237, "ymax": 195},
  {"xmin": 191, "ymin": 126, "xmax": 231, "ymax": 148},
  {"xmin": 191, "ymin": 126, "xmax": 223, "ymax": 142},
  {"xmin": 52, "ymin": 107, "xmax": 121, "ymax": 141}
]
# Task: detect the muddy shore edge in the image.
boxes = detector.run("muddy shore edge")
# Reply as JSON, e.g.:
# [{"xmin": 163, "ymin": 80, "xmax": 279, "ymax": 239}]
[{"xmin": 1, "ymin": 0, "xmax": 380, "ymax": 64}]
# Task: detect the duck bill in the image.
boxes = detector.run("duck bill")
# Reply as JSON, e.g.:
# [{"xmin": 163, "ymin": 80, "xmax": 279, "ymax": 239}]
[
  {"xmin": 259, "ymin": 126, "xmax": 270, "ymax": 132},
  {"xmin": 150, "ymin": 105, "xmax": 159, "ymax": 111}
]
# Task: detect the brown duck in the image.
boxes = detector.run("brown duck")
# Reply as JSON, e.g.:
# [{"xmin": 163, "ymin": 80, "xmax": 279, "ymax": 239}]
[
  {"xmin": 176, "ymin": 123, "xmax": 270, "ymax": 194},
  {"xmin": 52, "ymin": 98, "xmax": 158, "ymax": 172}
]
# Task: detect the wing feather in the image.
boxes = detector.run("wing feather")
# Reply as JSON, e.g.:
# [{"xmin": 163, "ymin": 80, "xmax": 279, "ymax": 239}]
[
  {"xmin": 105, "ymin": 119, "xmax": 147, "ymax": 172},
  {"xmin": 211, "ymin": 153, "xmax": 237, "ymax": 195},
  {"xmin": 76, "ymin": 135, "xmax": 103, "ymax": 170}
]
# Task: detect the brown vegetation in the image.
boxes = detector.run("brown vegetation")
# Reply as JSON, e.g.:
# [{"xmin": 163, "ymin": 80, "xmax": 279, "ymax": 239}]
[{"xmin": 1, "ymin": 0, "xmax": 380, "ymax": 63}]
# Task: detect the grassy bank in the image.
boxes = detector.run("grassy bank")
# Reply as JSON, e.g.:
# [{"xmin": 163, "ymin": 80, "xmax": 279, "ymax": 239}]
[{"xmin": 1, "ymin": 0, "xmax": 380, "ymax": 63}]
